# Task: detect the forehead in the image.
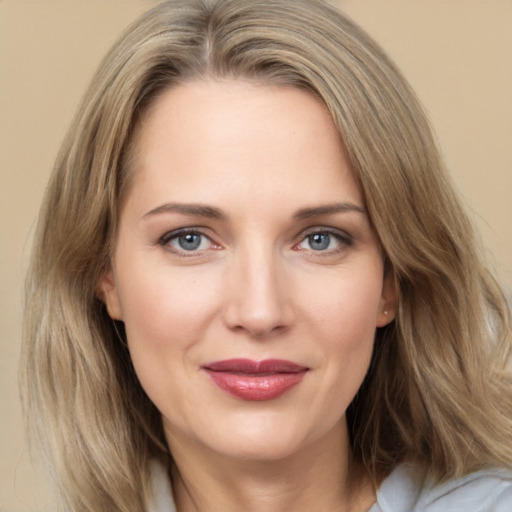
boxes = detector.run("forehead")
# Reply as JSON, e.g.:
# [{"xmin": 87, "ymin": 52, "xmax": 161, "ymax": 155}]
[{"xmin": 124, "ymin": 79, "xmax": 362, "ymax": 213}]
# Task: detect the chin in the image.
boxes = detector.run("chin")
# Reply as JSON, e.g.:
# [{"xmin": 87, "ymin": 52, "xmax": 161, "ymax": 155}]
[
  {"xmin": 212, "ymin": 436, "xmax": 307, "ymax": 463},
  {"xmin": 197, "ymin": 411, "xmax": 337, "ymax": 463}
]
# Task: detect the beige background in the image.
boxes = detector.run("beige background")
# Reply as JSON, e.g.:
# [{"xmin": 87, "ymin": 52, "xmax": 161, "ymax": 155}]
[{"xmin": 1, "ymin": 1, "xmax": 511, "ymax": 510}]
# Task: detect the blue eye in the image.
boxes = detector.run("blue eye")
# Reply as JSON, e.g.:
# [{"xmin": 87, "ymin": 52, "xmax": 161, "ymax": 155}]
[
  {"xmin": 307, "ymin": 233, "xmax": 332, "ymax": 251},
  {"xmin": 297, "ymin": 229, "xmax": 351, "ymax": 253},
  {"xmin": 162, "ymin": 230, "xmax": 213, "ymax": 252},
  {"xmin": 175, "ymin": 233, "xmax": 203, "ymax": 251}
]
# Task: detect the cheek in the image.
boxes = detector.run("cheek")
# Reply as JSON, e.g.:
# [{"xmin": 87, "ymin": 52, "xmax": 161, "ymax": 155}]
[
  {"xmin": 302, "ymin": 264, "xmax": 383, "ymax": 340},
  {"xmin": 116, "ymin": 265, "xmax": 227, "ymax": 436},
  {"xmin": 118, "ymin": 258, "xmax": 218, "ymax": 343},
  {"xmin": 114, "ymin": 258, "xmax": 222, "ymax": 397},
  {"xmin": 301, "ymin": 265, "xmax": 382, "ymax": 388}
]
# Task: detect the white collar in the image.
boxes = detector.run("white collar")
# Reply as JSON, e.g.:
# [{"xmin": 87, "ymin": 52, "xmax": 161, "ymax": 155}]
[{"xmin": 149, "ymin": 459, "xmax": 176, "ymax": 512}]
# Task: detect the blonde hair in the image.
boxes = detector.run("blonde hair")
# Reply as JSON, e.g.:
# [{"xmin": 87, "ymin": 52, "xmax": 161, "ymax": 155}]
[{"xmin": 21, "ymin": 0, "xmax": 512, "ymax": 510}]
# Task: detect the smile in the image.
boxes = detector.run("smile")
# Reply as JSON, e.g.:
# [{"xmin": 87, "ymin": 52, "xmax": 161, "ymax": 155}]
[{"xmin": 202, "ymin": 359, "xmax": 309, "ymax": 401}]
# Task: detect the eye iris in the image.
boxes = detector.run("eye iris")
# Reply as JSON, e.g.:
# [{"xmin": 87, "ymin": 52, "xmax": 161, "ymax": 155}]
[
  {"xmin": 309, "ymin": 233, "xmax": 330, "ymax": 250},
  {"xmin": 178, "ymin": 233, "xmax": 202, "ymax": 250}
]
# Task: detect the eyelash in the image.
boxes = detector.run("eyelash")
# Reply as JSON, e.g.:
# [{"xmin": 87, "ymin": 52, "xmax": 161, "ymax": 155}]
[
  {"xmin": 295, "ymin": 228, "xmax": 353, "ymax": 255},
  {"xmin": 158, "ymin": 228, "xmax": 218, "ymax": 256},
  {"xmin": 158, "ymin": 227, "xmax": 353, "ymax": 256}
]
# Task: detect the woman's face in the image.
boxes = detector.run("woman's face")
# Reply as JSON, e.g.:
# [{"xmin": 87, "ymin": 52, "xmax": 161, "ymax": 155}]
[{"xmin": 100, "ymin": 80, "xmax": 396, "ymax": 462}]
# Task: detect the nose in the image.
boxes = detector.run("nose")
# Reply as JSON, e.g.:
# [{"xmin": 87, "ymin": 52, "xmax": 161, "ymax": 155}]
[{"xmin": 222, "ymin": 245, "xmax": 295, "ymax": 338}]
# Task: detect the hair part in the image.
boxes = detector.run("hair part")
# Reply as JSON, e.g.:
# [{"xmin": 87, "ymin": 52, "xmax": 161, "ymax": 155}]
[{"xmin": 21, "ymin": 1, "xmax": 512, "ymax": 510}]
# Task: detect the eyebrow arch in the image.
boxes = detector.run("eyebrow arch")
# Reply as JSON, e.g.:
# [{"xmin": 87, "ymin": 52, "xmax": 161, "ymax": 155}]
[
  {"xmin": 143, "ymin": 202, "xmax": 227, "ymax": 220},
  {"xmin": 293, "ymin": 202, "xmax": 366, "ymax": 220}
]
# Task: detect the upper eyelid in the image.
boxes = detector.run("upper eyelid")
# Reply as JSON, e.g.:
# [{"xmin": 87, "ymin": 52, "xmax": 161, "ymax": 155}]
[
  {"xmin": 159, "ymin": 227, "xmax": 214, "ymax": 243},
  {"xmin": 297, "ymin": 226, "xmax": 352, "ymax": 241}
]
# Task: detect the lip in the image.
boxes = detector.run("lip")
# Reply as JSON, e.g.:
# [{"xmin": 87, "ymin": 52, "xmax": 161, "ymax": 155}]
[{"xmin": 202, "ymin": 358, "xmax": 309, "ymax": 401}]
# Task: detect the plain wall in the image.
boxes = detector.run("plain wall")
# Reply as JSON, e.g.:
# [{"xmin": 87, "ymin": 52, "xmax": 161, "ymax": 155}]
[{"xmin": 1, "ymin": 1, "xmax": 511, "ymax": 510}]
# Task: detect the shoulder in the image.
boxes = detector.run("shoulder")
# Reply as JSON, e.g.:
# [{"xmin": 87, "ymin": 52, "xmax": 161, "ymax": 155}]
[
  {"xmin": 373, "ymin": 463, "xmax": 512, "ymax": 512},
  {"xmin": 420, "ymin": 469, "xmax": 512, "ymax": 512}
]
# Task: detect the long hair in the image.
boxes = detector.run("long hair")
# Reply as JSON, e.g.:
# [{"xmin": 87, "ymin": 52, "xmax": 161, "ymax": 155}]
[{"xmin": 21, "ymin": 1, "xmax": 512, "ymax": 510}]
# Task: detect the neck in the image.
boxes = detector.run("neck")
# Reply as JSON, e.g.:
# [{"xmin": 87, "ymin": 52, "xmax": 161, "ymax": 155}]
[{"xmin": 167, "ymin": 422, "xmax": 375, "ymax": 512}]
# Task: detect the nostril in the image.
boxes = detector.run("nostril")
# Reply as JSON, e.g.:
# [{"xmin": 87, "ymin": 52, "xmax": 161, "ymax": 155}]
[
  {"xmin": 229, "ymin": 318, "xmax": 290, "ymax": 339},
  {"xmin": 224, "ymin": 299, "xmax": 294, "ymax": 338}
]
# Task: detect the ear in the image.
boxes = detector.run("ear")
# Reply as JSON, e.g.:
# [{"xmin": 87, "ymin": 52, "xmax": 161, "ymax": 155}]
[
  {"xmin": 376, "ymin": 269, "xmax": 398, "ymax": 328},
  {"xmin": 96, "ymin": 270, "xmax": 123, "ymax": 320}
]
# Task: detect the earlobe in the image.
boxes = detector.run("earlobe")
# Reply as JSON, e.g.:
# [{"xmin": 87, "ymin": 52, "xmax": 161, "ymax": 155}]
[
  {"xmin": 97, "ymin": 270, "xmax": 123, "ymax": 320},
  {"xmin": 376, "ymin": 270, "xmax": 398, "ymax": 327}
]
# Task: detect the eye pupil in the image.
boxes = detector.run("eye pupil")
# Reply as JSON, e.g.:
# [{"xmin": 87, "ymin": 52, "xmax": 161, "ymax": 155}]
[
  {"xmin": 309, "ymin": 233, "xmax": 330, "ymax": 250},
  {"xmin": 178, "ymin": 233, "xmax": 202, "ymax": 250}
]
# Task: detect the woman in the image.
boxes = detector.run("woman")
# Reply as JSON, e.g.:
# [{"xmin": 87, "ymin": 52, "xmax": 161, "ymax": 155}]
[{"xmin": 21, "ymin": 0, "xmax": 512, "ymax": 511}]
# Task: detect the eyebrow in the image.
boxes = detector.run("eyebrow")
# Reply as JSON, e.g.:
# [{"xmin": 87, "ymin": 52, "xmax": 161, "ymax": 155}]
[
  {"xmin": 143, "ymin": 201, "xmax": 365, "ymax": 221},
  {"xmin": 293, "ymin": 202, "xmax": 366, "ymax": 220},
  {"xmin": 143, "ymin": 202, "xmax": 227, "ymax": 220}
]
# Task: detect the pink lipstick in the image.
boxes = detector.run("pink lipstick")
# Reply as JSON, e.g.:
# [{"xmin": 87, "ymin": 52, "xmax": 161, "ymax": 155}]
[{"xmin": 202, "ymin": 359, "xmax": 308, "ymax": 401}]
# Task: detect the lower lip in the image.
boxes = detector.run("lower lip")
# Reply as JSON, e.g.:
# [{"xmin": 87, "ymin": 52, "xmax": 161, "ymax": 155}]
[{"xmin": 204, "ymin": 370, "xmax": 307, "ymax": 401}]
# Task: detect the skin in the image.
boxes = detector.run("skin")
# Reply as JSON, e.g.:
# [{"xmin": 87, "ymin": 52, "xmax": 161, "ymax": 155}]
[{"xmin": 99, "ymin": 79, "xmax": 397, "ymax": 512}]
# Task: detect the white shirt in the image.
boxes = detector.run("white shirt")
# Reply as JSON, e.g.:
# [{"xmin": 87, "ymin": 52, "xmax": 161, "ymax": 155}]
[{"xmin": 149, "ymin": 460, "xmax": 512, "ymax": 512}]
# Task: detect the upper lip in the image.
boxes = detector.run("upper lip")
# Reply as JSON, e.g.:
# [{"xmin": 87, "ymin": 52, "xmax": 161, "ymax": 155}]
[{"xmin": 202, "ymin": 358, "xmax": 308, "ymax": 374}]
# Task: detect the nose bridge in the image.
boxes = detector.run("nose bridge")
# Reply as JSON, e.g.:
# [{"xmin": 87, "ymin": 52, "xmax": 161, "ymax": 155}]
[{"xmin": 223, "ymin": 239, "xmax": 293, "ymax": 337}]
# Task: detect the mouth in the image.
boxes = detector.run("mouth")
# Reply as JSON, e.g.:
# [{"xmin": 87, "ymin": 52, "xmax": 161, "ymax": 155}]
[{"xmin": 201, "ymin": 358, "xmax": 309, "ymax": 401}]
